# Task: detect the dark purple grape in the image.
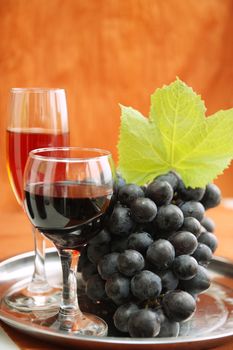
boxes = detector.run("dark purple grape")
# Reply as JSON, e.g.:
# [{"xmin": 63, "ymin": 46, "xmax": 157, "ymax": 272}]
[
  {"xmin": 89, "ymin": 228, "xmax": 111, "ymax": 245},
  {"xmin": 146, "ymin": 180, "xmax": 173, "ymax": 206},
  {"xmin": 180, "ymin": 201, "xmax": 205, "ymax": 222},
  {"xmin": 198, "ymin": 231, "xmax": 218, "ymax": 253},
  {"xmin": 131, "ymin": 270, "xmax": 162, "ymax": 301},
  {"xmin": 162, "ymin": 290, "xmax": 196, "ymax": 322},
  {"xmin": 181, "ymin": 217, "xmax": 202, "ymax": 237},
  {"xmin": 130, "ymin": 197, "xmax": 157, "ymax": 223},
  {"xmin": 127, "ymin": 232, "xmax": 153, "ymax": 254},
  {"xmin": 154, "ymin": 204, "xmax": 184, "ymax": 232},
  {"xmin": 111, "ymin": 237, "xmax": 128, "ymax": 252},
  {"xmin": 157, "ymin": 269, "xmax": 179, "ymax": 292},
  {"xmin": 179, "ymin": 265, "xmax": 210, "ymax": 294},
  {"xmin": 201, "ymin": 216, "xmax": 215, "ymax": 233},
  {"xmin": 108, "ymin": 206, "xmax": 134, "ymax": 236},
  {"xmin": 169, "ymin": 231, "xmax": 198, "ymax": 256},
  {"xmin": 113, "ymin": 303, "xmax": 139, "ymax": 333},
  {"xmin": 128, "ymin": 309, "xmax": 161, "ymax": 337},
  {"xmin": 172, "ymin": 255, "xmax": 198, "ymax": 280},
  {"xmin": 117, "ymin": 250, "xmax": 145, "ymax": 277},
  {"xmin": 81, "ymin": 261, "xmax": 97, "ymax": 281},
  {"xmin": 86, "ymin": 274, "xmax": 107, "ymax": 301},
  {"xmin": 192, "ymin": 243, "xmax": 212, "ymax": 266},
  {"xmin": 118, "ymin": 184, "xmax": 144, "ymax": 206},
  {"xmin": 97, "ymin": 252, "xmax": 119, "ymax": 280},
  {"xmin": 201, "ymin": 184, "xmax": 221, "ymax": 209},
  {"xmin": 178, "ymin": 181, "xmax": 205, "ymax": 201},
  {"xmin": 146, "ymin": 239, "xmax": 175, "ymax": 270},
  {"xmin": 155, "ymin": 171, "xmax": 180, "ymax": 191},
  {"xmin": 201, "ymin": 217, "xmax": 215, "ymax": 233},
  {"xmin": 105, "ymin": 273, "xmax": 130, "ymax": 305},
  {"xmin": 87, "ymin": 243, "xmax": 110, "ymax": 264}
]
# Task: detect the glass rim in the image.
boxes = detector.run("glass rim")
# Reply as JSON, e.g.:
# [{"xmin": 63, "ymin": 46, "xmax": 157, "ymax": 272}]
[
  {"xmin": 29, "ymin": 147, "xmax": 112, "ymax": 163},
  {"xmin": 10, "ymin": 88, "xmax": 65, "ymax": 93}
]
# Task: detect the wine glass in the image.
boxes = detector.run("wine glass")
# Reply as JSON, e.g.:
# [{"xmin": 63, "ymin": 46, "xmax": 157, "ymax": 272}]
[
  {"xmin": 23, "ymin": 147, "xmax": 115, "ymax": 336},
  {"xmin": 6, "ymin": 88, "xmax": 69, "ymax": 311}
]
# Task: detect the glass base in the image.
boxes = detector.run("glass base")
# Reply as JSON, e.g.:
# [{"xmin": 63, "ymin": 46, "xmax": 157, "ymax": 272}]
[
  {"xmin": 37, "ymin": 312, "xmax": 108, "ymax": 336},
  {"xmin": 4, "ymin": 282, "xmax": 61, "ymax": 312}
]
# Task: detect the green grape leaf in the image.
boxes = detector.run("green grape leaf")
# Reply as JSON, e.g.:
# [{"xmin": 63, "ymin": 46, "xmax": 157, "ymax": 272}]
[{"xmin": 118, "ymin": 78, "xmax": 233, "ymax": 188}]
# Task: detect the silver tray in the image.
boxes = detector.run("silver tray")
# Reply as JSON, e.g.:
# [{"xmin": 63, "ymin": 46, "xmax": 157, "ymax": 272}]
[{"xmin": 1, "ymin": 249, "xmax": 233, "ymax": 350}]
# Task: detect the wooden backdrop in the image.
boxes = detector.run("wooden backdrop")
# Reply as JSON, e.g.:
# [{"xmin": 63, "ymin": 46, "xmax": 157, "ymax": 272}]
[{"xmin": 1, "ymin": 0, "xmax": 233, "ymax": 212}]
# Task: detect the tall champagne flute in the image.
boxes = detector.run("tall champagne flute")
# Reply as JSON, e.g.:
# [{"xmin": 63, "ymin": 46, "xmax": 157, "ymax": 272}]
[
  {"xmin": 24, "ymin": 147, "xmax": 115, "ymax": 335},
  {"xmin": 6, "ymin": 88, "xmax": 69, "ymax": 311}
]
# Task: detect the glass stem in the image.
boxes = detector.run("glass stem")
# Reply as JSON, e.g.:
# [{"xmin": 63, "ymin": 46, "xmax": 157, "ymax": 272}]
[
  {"xmin": 57, "ymin": 248, "xmax": 81, "ymax": 330},
  {"xmin": 28, "ymin": 226, "xmax": 51, "ymax": 293}
]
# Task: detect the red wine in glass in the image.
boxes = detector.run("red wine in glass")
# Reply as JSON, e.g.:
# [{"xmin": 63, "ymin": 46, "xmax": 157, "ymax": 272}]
[
  {"xmin": 7, "ymin": 129, "xmax": 69, "ymax": 203},
  {"xmin": 24, "ymin": 181, "xmax": 112, "ymax": 249}
]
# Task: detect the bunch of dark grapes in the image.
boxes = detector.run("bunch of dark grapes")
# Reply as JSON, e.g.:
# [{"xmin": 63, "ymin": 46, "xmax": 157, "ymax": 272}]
[{"xmin": 78, "ymin": 172, "xmax": 221, "ymax": 338}]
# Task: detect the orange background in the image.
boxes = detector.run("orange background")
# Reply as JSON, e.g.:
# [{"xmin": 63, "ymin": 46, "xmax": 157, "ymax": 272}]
[
  {"xmin": 1, "ymin": 3, "xmax": 233, "ymax": 347},
  {"xmin": 0, "ymin": 1, "xmax": 233, "ymax": 211}
]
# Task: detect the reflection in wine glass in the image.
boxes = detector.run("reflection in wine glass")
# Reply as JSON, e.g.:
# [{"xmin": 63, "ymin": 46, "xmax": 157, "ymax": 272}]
[
  {"xmin": 6, "ymin": 88, "xmax": 69, "ymax": 311},
  {"xmin": 24, "ymin": 147, "xmax": 115, "ymax": 336}
]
